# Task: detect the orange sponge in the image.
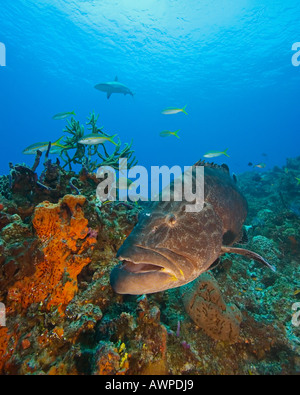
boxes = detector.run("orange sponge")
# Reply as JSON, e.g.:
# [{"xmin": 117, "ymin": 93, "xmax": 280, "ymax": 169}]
[{"xmin": 7, "ymin": 195, "xmax": 97, "ymax": 315}]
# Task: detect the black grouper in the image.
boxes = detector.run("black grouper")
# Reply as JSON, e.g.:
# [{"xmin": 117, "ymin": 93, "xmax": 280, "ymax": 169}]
[{"xmin": 110, "ymin": 161, "xmax": 275, "ymax": 295}]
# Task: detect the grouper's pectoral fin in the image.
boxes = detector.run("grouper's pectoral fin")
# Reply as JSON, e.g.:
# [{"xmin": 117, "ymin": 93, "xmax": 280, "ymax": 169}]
[
  {"xmin": 107, "ymin": 92, "xmax": 112, "ymax": 99},
  {"xmin": 220, "ymin": 246, "xmax": 276, "ymax": 272}
]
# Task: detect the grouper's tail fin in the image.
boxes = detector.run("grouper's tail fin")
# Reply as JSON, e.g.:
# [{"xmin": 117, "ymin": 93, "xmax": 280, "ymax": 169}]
[{"xmin": 220, "ymin": 246, "xmax": 276, "ymax": 272}]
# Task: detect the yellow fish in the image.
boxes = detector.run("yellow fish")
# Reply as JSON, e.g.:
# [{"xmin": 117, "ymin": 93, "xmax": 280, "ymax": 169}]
[
  {"xmin": 161, "ymin": 105, "xmax": 187, "ymax": 115},
  {"xmin": 78, "ymin": 133, "xmax": 118, "ymax": 146},
  {"xmin": 204, "ymin": 149, "xmax": 229, "ymax": 158},
  {"xmin": 23, "ymin": 136, "xmax": 65, "ymax": 155},
  {"xmin": 159, "ymin": 129, "xmax": 180, "ymax": 138},
  {"xmin": 52, "ymin": 111, "xmax": 76, "ymax": 120},
  {"xmin": 101, "ymin": 200, "xmax": 113, "ymax": 206}
]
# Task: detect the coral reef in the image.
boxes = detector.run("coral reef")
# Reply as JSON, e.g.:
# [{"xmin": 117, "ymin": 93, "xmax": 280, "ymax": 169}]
[
  {"xmin": 0, "ymin": 112, "xmax": 138, "ymax": 209},
  {"xmin": 0, "ymin": 155, "xmax": 299, "ymax": 375}
]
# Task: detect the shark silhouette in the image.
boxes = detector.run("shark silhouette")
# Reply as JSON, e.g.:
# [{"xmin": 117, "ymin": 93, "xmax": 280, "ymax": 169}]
[{"xmin": 94, "ymin": 76, "xmax": 134, "ymax": 99}]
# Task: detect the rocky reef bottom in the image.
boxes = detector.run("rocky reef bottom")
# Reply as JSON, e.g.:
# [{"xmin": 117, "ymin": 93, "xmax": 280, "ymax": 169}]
[{"xmin": 0, "ymin": 157, "xmax": 299, "ymax": 375}]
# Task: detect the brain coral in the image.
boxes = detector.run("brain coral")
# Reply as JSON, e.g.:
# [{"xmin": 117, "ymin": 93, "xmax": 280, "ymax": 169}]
[{"xmin": 181, "ymin": 273, "xmax": 242, "ymax": 343}]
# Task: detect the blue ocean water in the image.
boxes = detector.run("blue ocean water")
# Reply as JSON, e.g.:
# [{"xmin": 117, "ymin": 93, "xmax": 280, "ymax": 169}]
[{"xmin": 0, "ymin": 1, "xmax": 299, "ymax": 176}]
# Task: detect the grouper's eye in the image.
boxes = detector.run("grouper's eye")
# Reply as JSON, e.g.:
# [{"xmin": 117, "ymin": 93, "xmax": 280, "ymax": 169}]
[{"xmin": 166, "ymin": 214, "xmax": 176, "ymax": 226}]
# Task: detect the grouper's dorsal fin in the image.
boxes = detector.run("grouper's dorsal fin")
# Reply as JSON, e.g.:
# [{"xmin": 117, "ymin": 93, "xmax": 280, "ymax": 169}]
[
  {"xmin": 220, "ymin": 246, "xmax": 276, "ymax": 272},
  {"xmin": 221, "ymin": 163, "xmax": 230, "ymax": 173},
  {"xmin": 194, "ymin": 159, "xmax": 230, "ymax": 173}
]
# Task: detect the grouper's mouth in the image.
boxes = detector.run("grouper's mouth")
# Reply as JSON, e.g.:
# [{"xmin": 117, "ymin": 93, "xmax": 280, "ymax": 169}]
[
  {"xmin": 119, "ymin": 260, "xmax": 165, "ymax": 274},
  {"xmin": 110, "ymin": 245, "xmax": 194, "ymax": 295}
]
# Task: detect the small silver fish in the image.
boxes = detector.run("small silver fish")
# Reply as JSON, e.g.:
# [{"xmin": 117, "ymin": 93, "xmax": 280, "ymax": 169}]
[
  {"xmin": 78, "ymin": 133, "xmax": 118, "ymax": 146},
  {"xmin": 203, "ymin": 149, "xmax": 229, "ymax": 158},
  {"xmin": 23, "ymin": 137, "xmax": 65, "ymax": 155},
  {"xmin": 161, "ymin": 105, "xmax": 187, "ymax": 115},
  {"xmin": 52, "ymin": 111, "xmax": 76, "ymax": 120},
  {"xmin": 159, "ymin": 129, "xmax": 180, "ymax": 138}
]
